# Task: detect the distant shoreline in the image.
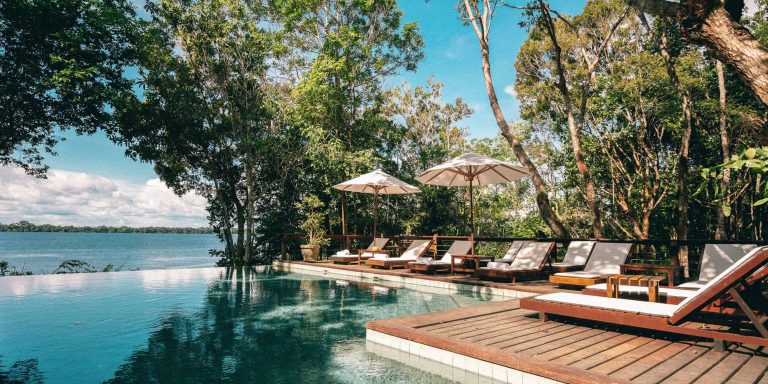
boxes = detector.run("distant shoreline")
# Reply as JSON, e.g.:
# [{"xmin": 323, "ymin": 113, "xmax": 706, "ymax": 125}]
[{"xmin": 0, "ymin": 222, "xmax": 213, "ymax": 234}]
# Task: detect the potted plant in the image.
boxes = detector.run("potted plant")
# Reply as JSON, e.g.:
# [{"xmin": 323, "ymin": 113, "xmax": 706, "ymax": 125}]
[{"xmin": 295, "ymin": 194, "xmax": 330, "ymax": 261}]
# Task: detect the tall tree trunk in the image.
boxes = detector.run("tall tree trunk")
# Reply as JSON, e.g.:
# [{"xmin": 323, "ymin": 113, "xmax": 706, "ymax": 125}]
[
  {"xmin": 537, "ymin": 0, "xmax": 615, "ymax": 239},
  {"xmin": 463, "ymin": 0, "xmax": 570, "ymax": 238},
  {"xmin": 715, "ymin": 59, "xmax": 731, "ymax": 240},
  {"xmin": 659, "ymin": 30, "xmax": 693, "ymax": 277},
  {"xmin": 679, "ymin": 0, "xmax": 768, "ymax": 107}
]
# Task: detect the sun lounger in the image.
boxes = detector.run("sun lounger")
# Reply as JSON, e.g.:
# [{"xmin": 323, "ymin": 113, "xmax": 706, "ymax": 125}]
[
  {"xmin": 550, "ymin": 240, "xmax": 596, "ymax": 273},
  {"xmin": 328, "ymin": 237, "xmax": 390, "ymax": 264},
  {"xmin": 366, "ymin": 239, "xmax": 433, "ymax": 269},
  {"xmin": 476, "ymin": 242, "xmax": 555, "ymax": 282},
  {"xmin": 548, "ymin": 242, "xmax": 633, "ymax": 287},
  {"xmin": 678, "ymin": 243, "xmax": 757, "ymax": 288},
  {"xmin": 495, "ymin": 240, "xmax": 527, "ymax": 264},
  {"xmin": 582, "ymin": 243, "xmax": 758, "ymax": 300},
  {"xmin": 521, "ymin": 246, "xmax": 768, "ymax": 348},
  {"xmin": 408, "ymin": 240, "xmax": 473, "ymax": 274}
]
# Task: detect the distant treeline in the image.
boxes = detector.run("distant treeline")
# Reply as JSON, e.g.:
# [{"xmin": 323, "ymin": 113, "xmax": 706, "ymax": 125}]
[{"xmin": 0, "ymin": 221, "xmax": 213, "ymax": 234}]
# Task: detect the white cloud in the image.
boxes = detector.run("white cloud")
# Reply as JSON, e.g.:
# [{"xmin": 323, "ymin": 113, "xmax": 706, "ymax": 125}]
[
  {"xmin": 504, "ymin": 84, "xmax": 517, "ymax": 97},
  {"xmin": 442, "ymin": 35, "xmax": 469, "ymax": 59},
  {"xmin": 0, "ymin": 167, "xmax": 209, "ymax": 227}
]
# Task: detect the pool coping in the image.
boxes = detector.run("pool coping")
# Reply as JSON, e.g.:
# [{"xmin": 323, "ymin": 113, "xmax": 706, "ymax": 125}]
[{"xmin": 272, "ymin": 261, "xmax": 547, "ymax": 298}]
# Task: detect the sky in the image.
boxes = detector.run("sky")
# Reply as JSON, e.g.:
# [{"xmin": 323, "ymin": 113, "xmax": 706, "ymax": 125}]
[{"xmin": 3, "ymin": 0, "xmax": 757, "ymax": 227}]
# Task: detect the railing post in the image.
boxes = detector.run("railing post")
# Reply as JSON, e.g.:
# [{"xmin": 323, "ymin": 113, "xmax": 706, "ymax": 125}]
[{"xmin": 281, "ymin": 234, "xmax": 287, "ymax": 260}]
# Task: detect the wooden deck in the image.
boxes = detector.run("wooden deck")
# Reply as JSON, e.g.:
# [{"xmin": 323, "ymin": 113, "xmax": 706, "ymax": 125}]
[
  {"xmin": 367, "ymin": 300, "xmax": 768, "ymax": 384},
  {"xmin": 285, "ymin": 260, "xmax": 564, "ymax": 295}
]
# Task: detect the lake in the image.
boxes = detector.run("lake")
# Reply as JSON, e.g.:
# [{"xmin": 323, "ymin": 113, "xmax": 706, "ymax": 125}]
[{"xmin": 0, "ymin": 232, "xmax": 221, "ymax": 274}]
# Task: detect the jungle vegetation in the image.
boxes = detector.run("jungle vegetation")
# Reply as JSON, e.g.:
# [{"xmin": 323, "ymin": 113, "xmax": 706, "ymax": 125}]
[{"xmin": 1, "ymin": 0, "xmax": 767, "ymax": 269}]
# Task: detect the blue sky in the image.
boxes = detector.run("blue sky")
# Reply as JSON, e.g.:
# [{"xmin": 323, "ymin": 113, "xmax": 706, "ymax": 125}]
[{"xmin": 5, "ymin": 1, "xmax": 587, "ymax": 226}]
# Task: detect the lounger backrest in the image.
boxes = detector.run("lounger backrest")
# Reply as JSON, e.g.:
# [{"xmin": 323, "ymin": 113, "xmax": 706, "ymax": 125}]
[
  {"xmin": 562, "ymin": 241, "xmax": 596, "ymax": 265},
  {"xmin": 400, "ymin": 239, "xmax": 432, "ymax": 260},
  {"xmin": 438, "ymin": 241, "xmax": 473, "ymax": 263},
  {"xmin": 696, "ymin": 243, "xmax": 756, "ymax": 281},
  {"xmin": 671, "ymin": 246, "xmax": 768, "ymax": 323},
  {"xmin": 584, "ymin": 242, "xmax": 633, "ymax": 274},
  {"xmin": 371, "ymin": 237, "xmax": 389, "ymax": 250},
  {"xmin": 500, "ymin": 240, "xmax": 526, "ymax": 262},
  {"xmin": 509, "ymin": 242, "xmax": 554, "ymax": 270}
]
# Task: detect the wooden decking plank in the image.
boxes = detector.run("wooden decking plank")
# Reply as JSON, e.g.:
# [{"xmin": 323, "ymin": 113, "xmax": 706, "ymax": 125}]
[
  {"xmin": 458, "ymin": 317, "xmax": 546, "ymax": 342},
  {"xmin": 589, "ymin": 338, "xmax": 672, "ymax": 376},
  {"xmin": 467, "ymin": 320, "xmax": 567, "ymax": 346},
  {"xmin": 550, "ymin": 333, "xmax": 638, "ymax": 365},
  {"xmin": 534, "ymin": 331, "xmax": 625, "ymax": 361},
  {"xmin": 610, "ymin": 341, "xmax": 692, "ymax": 380},
  {"xmin": 487, "ymin": 322, "xmax": 575, "ymax": 349},
  {"xmin": 631, "ymin": 345, "xmax": 710, "ymax": 383},
  {"xmin": 568, "ymin": 336, "xmax": 655, "ymax": 371},
  {"xmin": 508, "ymin": 326, "xmax": 598, "ymax": 353},
  {"xmin": 417, "ymin": 311, "xmax": 520, "ymax": 331},
  {"xmin": 727, "ymin": 355, "xmax": 768, "ymax": 384},
  {"xmin": 695, "ymin": 352, "xmax": 752, "ymax": 384},
  {"xmin": 660, "ymin": 349, "xmax": 728, "ymax": 384},
  {"xmin": 426, "ymin": 313, "xmax": 525, "ymax": 335},
  {"xmin": 520, "ymin": 327, "xmax": 605, "ymax": 355},
  {"xmin": 436, "ymin": 314, "xmax": 533, "ymax": 337}
]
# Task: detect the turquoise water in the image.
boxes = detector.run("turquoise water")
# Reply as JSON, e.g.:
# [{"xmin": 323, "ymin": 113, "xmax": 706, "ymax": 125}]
[
  {"xmin": 0, "ymin": 232, "xmax": 220, "ymax": 274},
  {"xmin": 0, "ymin": 267, "xmax": 492, "ymax": 383}
]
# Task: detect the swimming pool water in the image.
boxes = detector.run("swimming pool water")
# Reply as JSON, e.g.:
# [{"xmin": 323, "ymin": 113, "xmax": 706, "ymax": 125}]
[{"xmin": 0, "ymin": 267, "xmax": 493, "ymax": 383}]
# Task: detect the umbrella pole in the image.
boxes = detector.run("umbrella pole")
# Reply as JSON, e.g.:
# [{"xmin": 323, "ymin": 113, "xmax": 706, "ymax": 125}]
[
  {"xmin": 341, "ymin": 191, "xmax": 347, "ymax": 236},
  {"xmin": 373, "ymin": 190, "xmax": 378, "ymax": 239},
  {"xmin": 469, "ymin": 178, "xmax": 475, "ymax": 236}
]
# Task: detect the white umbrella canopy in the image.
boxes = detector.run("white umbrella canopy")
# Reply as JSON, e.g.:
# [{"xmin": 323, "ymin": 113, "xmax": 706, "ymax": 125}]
[
  {"xmin": 416, "ymin": 152, "xmax": 529, "ymax": 235},
  {"xmin": 333, "ymin": 170, "xmax": 421, "ymax": 238}
]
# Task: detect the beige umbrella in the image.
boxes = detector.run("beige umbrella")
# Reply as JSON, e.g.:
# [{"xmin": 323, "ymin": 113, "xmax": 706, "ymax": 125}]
[
  {"xmin": 416, "ymin": 152, "xmax": 529, "ymax": 235},
  {"xmin": 333, "ymin": 170, "xmax": 421, "ymax": 238}
]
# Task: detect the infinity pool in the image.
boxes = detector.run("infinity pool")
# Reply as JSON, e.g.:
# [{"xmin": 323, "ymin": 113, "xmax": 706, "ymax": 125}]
[{"xmin": 0, "ymin": 267, "xmax": 493, "ymax": 383}]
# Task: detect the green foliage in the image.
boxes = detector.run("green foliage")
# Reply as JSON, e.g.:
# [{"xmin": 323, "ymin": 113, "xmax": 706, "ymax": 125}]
[
  {"xmin": 53, "ymin": 259, "xmax": 122, "ymax": 274},
  {"xmin": 0, "ymin": 0, "xmax": 139, "ymax": 176},
  {"xmin": 697, "ymin": 147, "xmax": 768, "ymax": 216},
  {"xmin": 0, "ymin": 260, "xmax": 32, "ymax": 276},
  {"xmin": 295, "ymin": 194, "xmax": 331, "ymax": 247},
  {"xmin": 0, "ymin": 221, "xmax": 211, "ymax": 233}
]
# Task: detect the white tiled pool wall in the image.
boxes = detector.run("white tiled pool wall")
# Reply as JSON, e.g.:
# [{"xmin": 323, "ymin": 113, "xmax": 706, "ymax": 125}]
[
  {"xmin": 271, "ymin": 261, "xmax": 540, "ymax": 299},
  {"xmin": 366, "ymin": 330, "xmax": 562, "ymax": 384}
]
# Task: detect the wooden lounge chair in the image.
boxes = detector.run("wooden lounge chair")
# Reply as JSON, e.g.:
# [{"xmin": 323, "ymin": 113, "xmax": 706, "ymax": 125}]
[
  {"xmin": 328, "ymin": 237, "xmax": 390, "ymax": 264},
  {"xmin": 407, "ymin": 240, "xmax": 473, "ymax": 274},
  {"xmin": 365, "ymin": 239, "xmax": 433, "ymax": 270},
  {"xmin": 521, "ymin": 246, "xmax": 768, "ymax": 348},
  {"xmin": 548, "ymin": 242, "xmax": 633, "ymax": 287},
  {"xmin": 678, "ymin": 243, "xmax": 757, "ymax": 289},
  {"xmin": 549, "ymin": 240, "xmax": 596, "ymax": 273},
  {"xmin": 582, "ymin": 243, "xmax": 757, "ymax": 300},
  {"xmin": 476, "ymin": 242, "xmax": 555, "ymax": 282},
  {"xmin": 495, "ymin": 240, "xmax": 528, "ymax": 264}
]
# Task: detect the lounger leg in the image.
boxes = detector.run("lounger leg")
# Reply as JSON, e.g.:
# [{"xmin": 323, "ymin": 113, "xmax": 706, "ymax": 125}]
[
  {"xmin": 539, "ymin": 312, "xmax": 548, "ymax": 322},
  {"xmin": 713, "ymin": 339, "xmax": 727, "ymax": 352}
]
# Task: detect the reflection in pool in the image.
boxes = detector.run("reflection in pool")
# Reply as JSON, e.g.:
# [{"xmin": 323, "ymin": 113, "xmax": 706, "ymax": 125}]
[{"xmin": 0, "ymin": 267, "xmax": 493, "ymax": 383}]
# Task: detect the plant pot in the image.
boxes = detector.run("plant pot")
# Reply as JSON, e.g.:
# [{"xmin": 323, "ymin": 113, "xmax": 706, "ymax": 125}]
[{"xmin": 300, "ymin": 244, "xmax": 320, "ymax": 262}]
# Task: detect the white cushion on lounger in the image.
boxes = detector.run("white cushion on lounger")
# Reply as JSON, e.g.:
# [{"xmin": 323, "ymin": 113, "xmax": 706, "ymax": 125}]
[
  {"xmin": 551, "ymin": 262, "xmax": 579, "ymax": 267},
  {"xmin": 485, "ymin": 262, "xmax": 510, "ymax": 269},
  {"xmin": 697, "ymin": 243, "xmax": 756, "ymax": 281},
  {"xmin": 677, "ymin": 280, "xmax": 707, "ymax": 289},
  {"xmin": 438, "ymin": 241, "xmax": 473, "ymax": 263},
  {"xmin": 561, "ymin": 241, "xmax": 596, "ymax": 266},
  {"xmin": 499, "ymin": 240, "xmax": 527, "ymax": 262},
  {"xmin": 534, "ymin": 292, "xmax": 677, "ymax": 317},
  {"xmin": 554, "ymin": 271, "xmax": 606, "ymax": 278},
  {"xmin": 509, "ymin": 242, "xmax": 552, "ymax": 270},
  {"xmin": 585, "ymin": 283, "xmax": 698, "ymax": 298},
  {"xmin": 581, "ymin": 242, "xmax": 634, "ymax": 275},
  {"xmin": 362, "ymin": 252, "xmax": 388, "ymax": 258}
]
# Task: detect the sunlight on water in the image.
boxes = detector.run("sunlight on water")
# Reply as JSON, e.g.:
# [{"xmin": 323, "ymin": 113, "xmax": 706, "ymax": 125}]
[{"xmin": 0, "ymin": 267, "xmax": 493, "ymax": 383}]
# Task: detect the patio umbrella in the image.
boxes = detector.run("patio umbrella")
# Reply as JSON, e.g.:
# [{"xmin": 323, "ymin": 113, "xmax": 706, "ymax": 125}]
[
  {"xmin": 333, "ymin": 170, "xmax": 421, "ymax": 238},
  {"xmin": 416, "ymin": 152, "xmax": 529, "ymax": 235}
]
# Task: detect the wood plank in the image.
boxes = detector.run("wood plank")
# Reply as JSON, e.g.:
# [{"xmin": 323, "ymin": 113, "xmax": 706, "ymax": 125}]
[
  {"xmin": 568, "ymin": 336, "xmax": 655, "ymax": 371},
  {"xmin": 435, "ymin": 314, "xmax": 533, "ymax": 337},
  {"xmin": 610, "ymin": 341, "xmax": 692, "ymax": 380},
  {"xmin": 550, "ymin": 333, "xmax": 638, "ymax": 365},
  {"xmin": 509, "ymin": 326, "xmax": 598, "ymax": 353},
  {"xmin": 727, "ymin": 355, "xmax": 768, "ymax": 383},
  {"xmin": 632, "ymin": 345, "xmax": 710, "ymax": 383},
  {"xmin": 533, "ymin": 331, "xmax": 626, "ymax": 361},
  {"xmin": 660, "ymin": 349, "xmax": 728, "ymax": 384},
  {"xmin": 459, "ymin": 317, "xmax": 545, "ymax": 342},
  {"xmin": 589, "ymin": 339, "xmax": 671, "ymax": 375},
  {"xmin": 521, "ymin": 327, "xmax": 606, "ymax": 355},
  {"xmin": 695, "ymin": 352, "xmax": 752, "ymax": 384},
  {"xmin": 482, "ymin": 322, "xmax": 572, "ymax": 348},
  {"xmin": 423, "ymin": 312, "xmax": 523, "ymax": 334}
]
